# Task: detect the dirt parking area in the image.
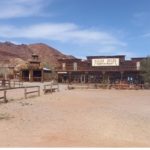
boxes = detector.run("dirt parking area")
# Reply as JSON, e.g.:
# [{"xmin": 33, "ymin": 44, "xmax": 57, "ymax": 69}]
[{"xmin": 0, "ymin": 86, "xmax": 150, "ymax": 147}]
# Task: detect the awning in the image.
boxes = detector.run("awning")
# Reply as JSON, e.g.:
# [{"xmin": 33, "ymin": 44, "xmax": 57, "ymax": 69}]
[{"xmin": 43, "ymin": 67, "xmax": 51, "ymax": 71}]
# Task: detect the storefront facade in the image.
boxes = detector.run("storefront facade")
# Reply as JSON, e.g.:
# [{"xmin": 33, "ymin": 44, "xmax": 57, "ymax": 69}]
[{"xmin": 56, "ymin": 55, "xmax": 145, "ymax": 84}]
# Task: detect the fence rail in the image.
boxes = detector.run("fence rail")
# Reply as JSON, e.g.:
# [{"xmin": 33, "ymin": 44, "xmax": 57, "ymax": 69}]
[
  {"xmin": 24, "ymin": 86, "xmax": 40, "ymax": 99},
  {"xmin": 0, "ymin": 80, "xmax": 10, "ymax": 88},
  {"xmin": 43, "ymin": 82, "xmax": 59, "ymax": 94},
  {"xmin": 12, "ymin": 81, "xmax": 24, "ymax": 88},
  {"xmin": 0, "ymin": 80, "xmax": 24, "ymax": 88}
]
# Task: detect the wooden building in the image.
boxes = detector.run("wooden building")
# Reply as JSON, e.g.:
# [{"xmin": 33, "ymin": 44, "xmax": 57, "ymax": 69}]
[
  {"xmin": 15, "ymin": 54, "xmax": 52, "ymax": 82},
  {"xmin": 0, "ymin": 59, "xmax": 14, "ymax": 80},
  {"xmin": 56, "ymin": 55, "xmax": 145, "ymax": 84}
]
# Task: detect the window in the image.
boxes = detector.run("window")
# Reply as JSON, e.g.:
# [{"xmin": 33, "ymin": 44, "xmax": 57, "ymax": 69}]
[
  {"xmin": 73, "ymin": 62, "xmax": 77, "ymax": 71},
  {"xmin": 136, "ymin": 61, "xmax": 140, "ymax": 70},
  {"xmin": 62, "ymin": 63, "xmax": 66, "ymax": 71}
]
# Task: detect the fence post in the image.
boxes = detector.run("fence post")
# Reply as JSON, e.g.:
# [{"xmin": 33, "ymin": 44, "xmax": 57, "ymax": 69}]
[
  {"xmin": 4, "ymin": 90, "xmax": 8, "ymax": 103},
  {"xmin": 20, "ymin": 82, "xmax": 23, "ymax": 87},
  {"xmin": 51, "ymin": 84, "xmax": 53, "ymax": 93},
  {"xmin": 67, "ymin": 83, "xmax": 70, "ymax": 90},
  {"xmin": 57, "ymin": 83, "xmax": 59, "ymax": 92},
  {"xmin": 44, "ymin": 85, "xmax": 46, "ymax": 91},
  {"xmin": 38, "ymin": 86, "xmax": 40, "ymax": 96},
  {"xmin": 24, "ymin": 87, "xmax": 27, "ymax": 99},
  {"xmin": 8, "ymin": 80, "xmax": 11, "ymax": 88}
]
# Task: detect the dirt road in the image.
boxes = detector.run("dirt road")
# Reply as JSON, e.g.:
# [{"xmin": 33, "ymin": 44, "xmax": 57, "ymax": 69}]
[{"xmin": 0, "ymin": 88, "xmax": 150, "ymax": 147}]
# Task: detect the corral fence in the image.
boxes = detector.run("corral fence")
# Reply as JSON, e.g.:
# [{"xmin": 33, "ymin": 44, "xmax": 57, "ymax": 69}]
[
  {"xmin": 0, "ymin": 80, "xmax": 24, "ymax": 88},
  {"xmin": 43, "ymin": 82, "xmax": 59, "ymax": 94},
  {"xmin": 0, "ymin": 80, "xmax": 11, "ymax": 88},
  {"xmin": 0, "ymin": 86, "xmax": 40, "ymax": 103},
  {"xmin": 0, "ymin": 81, "xmax": 60, "ymax": 104},
  {"xmin": 0, "ymin": 87, "xmax": 24, "ymax": 103},
  {"xmin": 0, "ymin": 81, "xmax": 60, "ymax": 103},
  {"xmin": 24, "ymin": 86, "xmax": 40, "ymax": 99},
  {"xmin": 12, "ymin": 80, "xmax": 24, "ymax": 88}
]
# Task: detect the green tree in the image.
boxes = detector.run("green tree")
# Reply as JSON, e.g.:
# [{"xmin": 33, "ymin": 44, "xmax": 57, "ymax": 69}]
[{"xmin": 140, "ymin": 56, "xmax": 150, "ymax": 84}]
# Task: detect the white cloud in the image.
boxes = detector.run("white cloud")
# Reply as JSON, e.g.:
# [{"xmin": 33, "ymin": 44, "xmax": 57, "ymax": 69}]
[
  {"xmin": 132, "ymin": 11, "xmax": 150, "ymax": 27},
  {"xmin": 0, "ymin": 0, "xmax": 52, "ymax": 18},
  {"xmin": 133, "ymin": 12, "xmax": 148, "ymax": 19},
  {"xmin": 142, "ymin": 32, "xmax": 150, "ymax": 38},
  {"xmin": 0, "ymin": 22, "xmax": 126, "ymax": 53},
  {"xmin": 0, "ymin": 23, "xmax": 126, "ymax": 44}
]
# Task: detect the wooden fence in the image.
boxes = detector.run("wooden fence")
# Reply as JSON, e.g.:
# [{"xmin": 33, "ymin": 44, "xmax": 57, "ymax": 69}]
[
  {"xmin": 24, "ymin": 86, "xmax": 40, "ymax": 99},
  {"xmin": 0, "ymin": 86, "xmax": 40, "ymax": 103},
  {"xmin": 0, "ymin": 80, "xmax": 23, "ymax": 88},
  {"xmin": 52, "ymin": 83, "xmax": 59, "ymax": 92},
  {"xmin": 43, "ymin": 82, "xmax": 59, "ymax": 94},
  {"xmin": 0, "ymin": 81, "xmax": 60, "ymax": 104},
  {"xmin": 0, "ymin": 90, "xmax": 7, "ymax": 103},
  {"xmin": 12, "ymin": 81, "xmax": 24, "ymax": 88},
  {"xmin": 0, "ymin": 80, "xmax": 11, "ymax": 88}
]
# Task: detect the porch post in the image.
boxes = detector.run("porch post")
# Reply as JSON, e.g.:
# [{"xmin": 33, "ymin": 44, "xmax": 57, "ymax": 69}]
[
  {"xmin": 29, "ymin": 70, "xmax": 33, "ymax": 82},
  {"xmin": 85, "ymin": 71, "xmax": 88, "ymax": 83},
  {"xmin": 121, "ymin": 71, "xmax": 124, "ymax": 81},
  {"xmin": 19, "ymin": 70, "xmax": 22, "ymax": 81},
  {"xmin": 102, "ymin": 71, "xmax": 105, "ymax": 83},
  {"xmin": 68, "ymin": 72, "xmax": 71, "ymax": 83},
  {"xmin": 41, "ymin": 69, "xmax": 44, "ymax": 82}
]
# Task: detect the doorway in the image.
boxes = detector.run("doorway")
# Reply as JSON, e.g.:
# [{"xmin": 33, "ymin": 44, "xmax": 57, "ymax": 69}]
[{"xmin": 22, "ymin": 70, "xmax": 29, "ymax": 81}]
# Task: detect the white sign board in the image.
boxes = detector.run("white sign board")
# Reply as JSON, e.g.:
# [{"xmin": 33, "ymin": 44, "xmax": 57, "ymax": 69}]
[{"xmin": 92, "ymin": 58, "xmax": 119, "ymax": 66}]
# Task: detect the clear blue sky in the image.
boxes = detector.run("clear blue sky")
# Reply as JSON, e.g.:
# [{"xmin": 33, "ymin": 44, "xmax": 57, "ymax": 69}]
[{"xmin": 0, "ymin": 0, "xmax": 150, "ymax": 59}]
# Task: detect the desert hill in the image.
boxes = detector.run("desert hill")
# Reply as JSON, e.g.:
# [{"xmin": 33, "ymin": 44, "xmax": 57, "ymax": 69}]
[{"xmin": 0, "ymin": 41, "xmax": 74, "ymax": 68}]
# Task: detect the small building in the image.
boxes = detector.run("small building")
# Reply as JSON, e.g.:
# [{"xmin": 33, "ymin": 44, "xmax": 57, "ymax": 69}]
[
  {"xmin": 0, "ymin": 61, "xmax": 14, "ymax": 80},
  {"xmin": 15, "ymin": 54, "xmax": 52, "ymax": 82},
  {"xmin": 56, "ymin": 55, "xmax": 145, "ymax": 84}
]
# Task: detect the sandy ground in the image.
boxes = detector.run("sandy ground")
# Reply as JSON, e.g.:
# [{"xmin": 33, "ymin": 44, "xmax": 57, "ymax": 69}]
[{"xmin": 0, "ymin": 83, "xmax": 150, "ymax": 147}]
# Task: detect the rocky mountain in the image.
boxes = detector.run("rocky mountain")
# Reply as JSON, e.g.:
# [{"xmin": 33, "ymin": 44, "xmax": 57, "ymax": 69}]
[
  {"xmin": 0, "ymin": 42, "xmax": 32, "ymax": 61},
  {"xmin": 0, "ymin": 41, "xmax": 74, "ymax": 68}
]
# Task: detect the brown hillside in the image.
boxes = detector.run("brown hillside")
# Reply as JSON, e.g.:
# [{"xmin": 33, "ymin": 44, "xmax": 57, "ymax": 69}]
[
  {"xmin": 0, "ymin": 42, "xmax": 74, "ymax": 68},
  {"xmin": 0, "ymin": 42, "xmax": 32, "ymax": 61}
]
